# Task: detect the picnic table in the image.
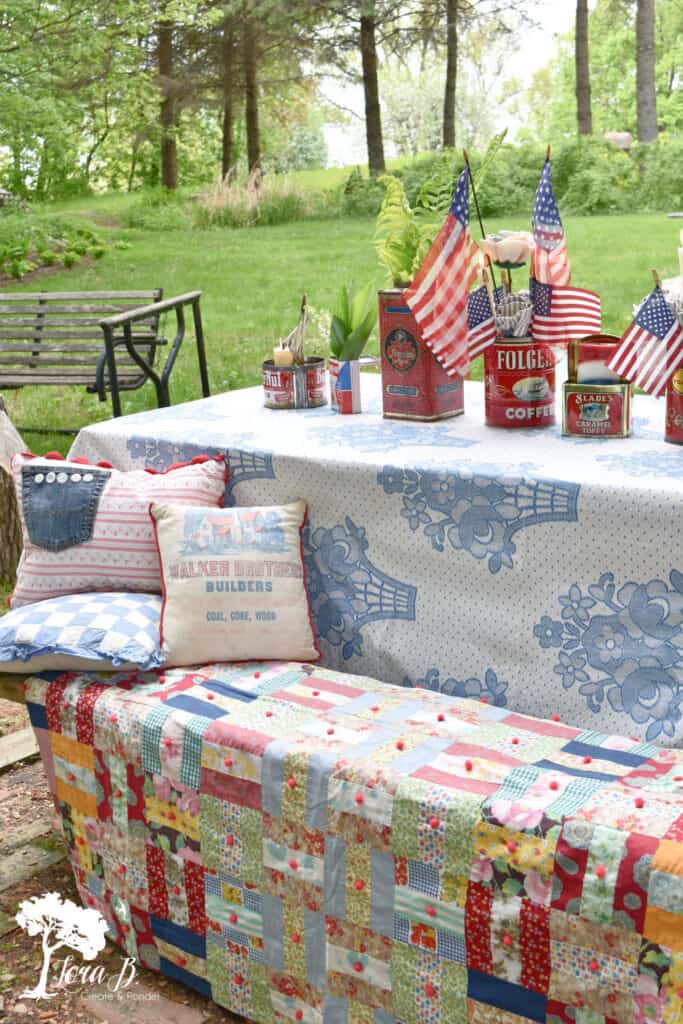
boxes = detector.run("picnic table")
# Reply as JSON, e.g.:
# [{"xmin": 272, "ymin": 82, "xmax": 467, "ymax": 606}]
[{"xmin": 69, "ymin": 374, "xmax": 683, "ymax": 747}]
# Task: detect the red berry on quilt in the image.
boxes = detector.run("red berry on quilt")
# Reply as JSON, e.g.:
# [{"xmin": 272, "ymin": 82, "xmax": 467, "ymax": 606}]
[
  {"xmin": 253, "ymin": 671, "xmax": 260, "ymax": 678},
  {"xmin": 287, "ymin": 777, "xmax": 296, "ymax": 789},
  {"xmin": 163, "ymin": 737, "xmax": 172, "ymax": 747},
  {"xmin": 583, "ymin": 756, "xmax": 592, "ymax": 764},
  {"xmin": 595, "ymin": 865, "xmax": 606, "ymax": 879},
  {"xmin": 234, "ymin": 973, "xmax": 243, "ymax": 985},
  {"xmin": 117, "ymin": 865, "xmax": 126, "ymax": 875},
  {"xmin": 464, "ymin": 760, "xmax": 473, "ymax": 772},
  {"xmin": 396, "ymin": 741, "xmax": 405, "ymax": 751},
  {"xmin": 675, "ymin": 776, "xmax": 683, "ymax": 782},
  {"xmin": 62, "ymin": 701, "xmax": 69, "ymax": 710},
  {"xmin": 77, "ymin": 837, "xmax": 85, "ymax": 846},
  {"xmin": 371, "ymin": 706, "xmax": 379, "ymax": 713},
  {"xmin": 122, "ymin": 924, "xmax": 130, "ymax": 934},
  {"xmin": 425, "ymin": 984, "xmax": 436, "ymax": 998},
  {"xmin": 429, "ymin": 816, "xmax": 440, "ymax": 830},
  {"xmin": 327, "ymin": 728, "xmax": 334, "ymax": 735},
  {"xmin": 265, "ymin": 710, "xmax": 273, "ymax": 717},
  {"xmin": 113, "ymin": 789, "xmax": 122, "ymax": 799},
  {"xmin": 168, "ymin": 812, "xmax": 176, "ymax": 821},
  {"xmin": 355, "ymin": 880, "xmax": 365, "ymax": 892},
  {"xmin": 630, "ymin": 736, "xmax": 638, "ymax": 742},
  {"xmin": 296, "ymin": 1012, "xmax": 303, "ymax": 1021},
  {"xmin": 437, "ymin": 714, "xmax": 445, "ymax": 722},
  {"xmin": 229, "ymin": 913, "xmax": 237, "ymax": 923},
  {"xmin": 503, "ymin": 934, "xmax": 513, "ymax": 947},
  {"xmin": 607, "ymin": 994, "xmax": 617, "ymax": 1004},
  {"xmin": 511, "ymin": 737, "xmax": 519, "ymax": 745},
  {"xmin": 356, "ymin": 834, "xmax": 364, "ymax": 844},
  {"xmin": 206, "ymin": 693, "xmax": 214, "ymax": 701},
  {"xmin": 291, "ymin": 932, "xmax": 300, "ymax": 944},
  {"xmin": 426, "ymin": 905, "xmax": 436, "ymax": 917},
  {"xmin": 289, "ymin": 859, "xmax": 298, "ymax": 870},
  {"xmin": 109, "ymin": 713, "xmax": 118, "ymax": 723},
  {"xmin": 589, "ymin": 959, "xmax": 599, "ymax": 973},
  {"xmin": 312, "ymin": 691, "xmax": 320, "ymax": 697},
  {"xmin": 635, "ymin": 797, "xmax": 645, "ymax": 808},
  {"xmin": 355, "ymin": 792, "xmax": 364, "ymax": 805},
  {"xmin": 353, "ymin": 962, "xmax": 363, "ymax": 973},
  {"xmin": 481, "ymin": 698, "xmax": 488, "ymax": 704},
  {"xmin": 224, "ymin": 757, "xmax": 233, "ymax": 767},
  {"xmin": 67, "ymin": 772, "xmax": 75, "ymax": 781},
  {"xmin": 549, "ymin": 780, "xmax": 559, "ymax": 791},
  {"xmin": 87, "ymin": 896, "xmax": 95, "ymax": 906},
  {"xmin": 172, "ymin": 885, "xmax": 181, "ymax": 896},
  {"xmin": 506, "ymin": 841, "xmax": 517, "ymax": 853},
  {"xmin": 226, "ymin": 835, "xmax": 234, "ymax": 847}
]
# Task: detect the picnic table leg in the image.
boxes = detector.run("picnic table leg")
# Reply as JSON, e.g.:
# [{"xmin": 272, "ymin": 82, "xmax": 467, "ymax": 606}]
[{"xmin": 192, "ymin": 297, "xmax": 211, "ymax": 398}]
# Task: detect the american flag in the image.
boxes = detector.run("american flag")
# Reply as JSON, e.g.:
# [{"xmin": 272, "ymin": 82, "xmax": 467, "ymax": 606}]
[
  {"xmin": 467, "ymin": 284, "xmax": 497, "ymax": 359},
  {"xmin": 607, "ymin": 286, "xmax": 683, "ymax": 397},
  {"xmin": 532, "ymin": 159, "xmax": 571, "ymax": 286},
  {"xmin": 531, "ymin": 280, "xmax": 601, "ymax": 344},
  {"xmin": 404, "ymin": 167, "xmax": 478, "ymax": 377}
]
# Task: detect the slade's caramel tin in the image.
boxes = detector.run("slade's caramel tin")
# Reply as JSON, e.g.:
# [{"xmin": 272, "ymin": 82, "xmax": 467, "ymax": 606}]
[
  {"xmin": 665, "ymin": 369, "xmax": 683, "ymax": 444},
  {"xmin": 378, "ymin": 289, "xmax": 464, "ymax": 421},
  {"xmin": 563, "ymin": 382, "xmax": 631, "ymax": 437},
  {"xmin": 484, "ymin": 337, "xmax": 556, "ymax": 428}
]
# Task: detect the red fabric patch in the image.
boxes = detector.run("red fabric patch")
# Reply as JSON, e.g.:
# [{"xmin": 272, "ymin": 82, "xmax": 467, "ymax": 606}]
[
  {"xmin": 184, "ymin": 859, "xmax": 206, "ymax": 934},
  {"xmin": 614, "ymin": 831, "xmax": 659, "ymax": 931},
  {"xmin": 94, "ymin": 748, "xmax": 113, "ymax": 823},
  {"xmin": 75, "ymin": 682, "xmax": 108, "ymax": 746},
  {"xmin": 129, "ymin": 903, "xmax": 159, "ymax": 971},
  {"xmin": 465, "ymin": 880, "xmax": 493, "ymax": 973},
  {"xmin": 551, "ymin": 824, "xmax": 589, "ymax": 912},
  {"xmin": 199, "ymin": 767, "xmax": 262, "ymax": 809},
  {"xmin": 520, "ymin": 899, "xmax": 550, "ymax": 994},
  {"xmin": 45, "ymin": 676, "xmax": 70, "ymax": 733},
  {"xmin": 126, "ymin": 763, "xmax": 147, "ymax": 824},
  {"xmin": 146, "ymin": 844, "xmax": 168, "ymax": 918}
]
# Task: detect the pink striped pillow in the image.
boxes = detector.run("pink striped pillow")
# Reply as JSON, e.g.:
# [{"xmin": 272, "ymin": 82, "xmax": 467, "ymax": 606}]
[{"xmin": 11, "ymin": 452, "xmax": 227, "ymax": 608}]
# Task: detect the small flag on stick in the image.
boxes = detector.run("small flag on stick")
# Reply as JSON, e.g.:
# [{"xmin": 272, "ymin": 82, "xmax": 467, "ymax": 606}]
[
  {"xmin": 467, "ymin": 277, "xmax": 497, "ymax": 359},
  {"xmin": 532, "ymin": 156, "xmax": 571, "ymax": 287},
  {"xmin": 607, "ymin": 286, "xmax": 683, "ymax": 397},
  {"xmin": 531, "ymin": 280, "xmax": 601, "ymax": 344},
  {"xmin": 404, "ymin": 167, "xmax": 479, "ymax": 376}
]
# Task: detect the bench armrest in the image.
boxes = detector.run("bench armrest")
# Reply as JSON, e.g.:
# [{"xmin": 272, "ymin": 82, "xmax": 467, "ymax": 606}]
[{"xmin": 98, "ymin": 290, "xmax": 202, "ymax": 330}]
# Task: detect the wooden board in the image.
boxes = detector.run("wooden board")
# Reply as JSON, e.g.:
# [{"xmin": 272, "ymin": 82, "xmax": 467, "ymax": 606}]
[{"xmin": 0, "ymin": 726, "xmax": 38, "ymax": 771}]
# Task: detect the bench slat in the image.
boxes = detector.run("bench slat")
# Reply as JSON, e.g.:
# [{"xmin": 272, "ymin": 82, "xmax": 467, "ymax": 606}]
[
  {"xmin": 0, "ymin": 304, "xmax": 159, "ymax": 316},
  {"xmin": 0, "ymin": 317, "xmax": 158, "ymax": 328},
  {"xmin": 0, "ymin": 291, "xmax": 160, "ymax": 301},
  {"xmin": 0, "ymin": 329, "xmax": 157, "ymax": 341},
  {"xmin": 0, "ymin": 370, "xmax": 146, "ymax": 383},
  {"xmin": 0, "ymin": 340, "xmax": 165, "ymax": 353},
  {"xmin": 0, "ymin": 355, "xmax": 153, "ymax": 367}
]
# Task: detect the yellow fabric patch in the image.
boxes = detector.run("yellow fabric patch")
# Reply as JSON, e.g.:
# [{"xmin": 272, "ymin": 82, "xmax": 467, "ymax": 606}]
[
  {"xmin": 51, "ymin": 732, "xmax": 94, "ymax": 771},
  {"xmin": 644, "ymin": 905, "xmax": 683, "ymax": 952}
]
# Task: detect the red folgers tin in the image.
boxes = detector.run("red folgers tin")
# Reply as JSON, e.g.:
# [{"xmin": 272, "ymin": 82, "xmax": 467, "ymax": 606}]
[
  {"xmin": 262, "ymin": 358, "xmax": 327, "ymax": 409},
  {"xmin": 484, "ymin": 337, "xmax": 556, "ymax": 428},
  {"xmin": 665, "ymin": 369, "xmax": 683, "ymax": 444},
  {"xmin": 378, "ymin": 289, "xmax": 464, "ymax": 421}
]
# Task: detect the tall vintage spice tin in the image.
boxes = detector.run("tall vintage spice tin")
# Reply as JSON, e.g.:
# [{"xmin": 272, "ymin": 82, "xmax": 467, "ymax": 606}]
[
  {"xmin": 262, "ymin": 358, "xmax": 327, "ymax": 410},
  {"xmin": 484, "ymin": 336, "xmax": 556, "ymax": 428},
  {"xmin": 665, "ymin": 368, "xmax": 683, "ymax": 444},
  {"xmin": 378, "ymin": 289, "xmax": 464, "ymax": 421},
  {"xmin": 563, "ymin": 382, "xmax": 631, "ymax": 437}
]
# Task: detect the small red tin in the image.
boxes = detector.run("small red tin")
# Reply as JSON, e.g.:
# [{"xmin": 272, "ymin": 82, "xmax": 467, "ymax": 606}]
[
  {"xmin": 563, "ymin": 383, "xmax": 631, "ymax": 437},
  {"xmin": 378, "ymin": 289, "xmax": 464, "ymax": 421},
  {"xmin": 665, "ymin": 369, "xmax": 683, "ymax": 444},
  {"xmin": 484, "ymin": 337, "xmax": 556, "ymax": 428},
  {"xmin": 262, "ymin": 358, "xmax": 326, "ymax": 409}
]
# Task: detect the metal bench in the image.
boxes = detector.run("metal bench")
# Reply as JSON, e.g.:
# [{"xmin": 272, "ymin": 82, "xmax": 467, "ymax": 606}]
[{"xmin": 0, "ymin": 289, "xmax": 210, "ymax": 424}]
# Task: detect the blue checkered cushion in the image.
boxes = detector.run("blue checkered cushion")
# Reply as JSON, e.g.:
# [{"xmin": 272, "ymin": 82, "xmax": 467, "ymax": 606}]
[{"xmin": 0, "ymin": 591, "xmax": 163, "ymax": 672}]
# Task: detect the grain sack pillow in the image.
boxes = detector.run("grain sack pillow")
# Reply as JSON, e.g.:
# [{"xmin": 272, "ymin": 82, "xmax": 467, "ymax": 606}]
[
  {"xmin": 11, "ymin": 452, "xmax": 227, "ymax": 608},
  {"xmin": 0, "ymin": 591, "xmax": 163, "ymax": 672},
  {"xmin": 151, "ymin": 500, "xmax": 320, "ymax": 665}
]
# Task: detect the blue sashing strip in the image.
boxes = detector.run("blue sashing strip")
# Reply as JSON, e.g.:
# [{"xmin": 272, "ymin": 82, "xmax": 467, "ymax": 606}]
[
  {"xmin": 324, "ymin": 835, "xmax": 346, "ymax": 919},
  {"xmin": 150, "ymin": 915, "xmax": 206, "ymax": 958},
  {"xmin": 261, "ymin": 739, "xmax": 288, "ymax": 818},
  {"xmin": 262, "ymin": 893, "xmax": 284, "ymax": 971},
  {"xmin": 305, "ymin": 750, "xmax": 336, "ymax": 830},
  {"xmin": 534, "ymin": 758, "xmax": 617, "ymax": 783},
  {"xmin": 370, "ymin": 850, "xmax": 394, "ymax": 936},
  {"xmin": 164, "ymin": 695, "xmax": 227, "ymax": 720},
  {"xmin": 562, "ymin": 740, "xmax": 648, "ymax": 768},
  {"xmin": 26, "ymin": 701, "xmax": 48, "ymax": 731},
  {"xmin": 159, "ymin": 958, "xmax": 212, "ymax": 999},
  {"xmin": 323, "ymin": 996, "xmax": 349, "ymax": 1024},
  {"xmin": 304, "ymin": 909, "xmax": 326, "ymax": 988},
  {"xmin": 467, "ymin": 969, "xmax": 546, "ymax": 1022},
  {"xmin": 201, "ymin": 680, "xmax": 261, "ymax": 702}
]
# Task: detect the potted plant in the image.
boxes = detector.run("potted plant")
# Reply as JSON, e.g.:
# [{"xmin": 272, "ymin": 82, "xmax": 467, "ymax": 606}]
[{"xmin": 328, "ymin": 282, "xmax": 377, "ymax": 413}]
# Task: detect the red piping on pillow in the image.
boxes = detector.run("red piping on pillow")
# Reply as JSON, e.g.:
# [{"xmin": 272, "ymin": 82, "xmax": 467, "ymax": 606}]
[
  {"xmin": 149, "ymin": 504, "xmax": 167, "ymax": 651},
  {"xmin": 18, "ymin": 451, "xmax": 227, "ymax": 494},
  {"xmin": 299, "ymin": 505, "xmax": 322, "ymax": 663}
]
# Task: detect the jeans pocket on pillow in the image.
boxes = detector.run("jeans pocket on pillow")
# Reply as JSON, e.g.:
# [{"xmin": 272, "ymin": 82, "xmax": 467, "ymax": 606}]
[{"xmin": 22, "ymin": 465, "xmax": 110, "ymax": 552}]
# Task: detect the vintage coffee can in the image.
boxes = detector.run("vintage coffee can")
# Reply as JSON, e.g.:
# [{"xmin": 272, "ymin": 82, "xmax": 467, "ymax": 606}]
[
  {"xmin": 484, "ymin": 336, "xmax": 556, "ymax": 428},
  {"xmin": 563, "ymin": 382, "xmax": 631, "ymax": 437},
  {"xmin": 665, "ymin": 368, "xmax": 683, "ymax": 444},
  {"xmin": 262, "ymin": 358, "xmax": 327, "ymax": 410},
  {"xmin": 378, "ymin": 289, "xmax": 464, "ymax": 421}
]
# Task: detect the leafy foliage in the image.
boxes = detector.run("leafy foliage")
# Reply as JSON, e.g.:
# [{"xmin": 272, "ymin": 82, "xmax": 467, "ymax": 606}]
[
  {"xmin": 0, "ymin": 211, "xmax": 110, "ymax": 279},
  {"xmin": 374, "ymin": 175, "xmax": 420, "ymax": 287},
  {"xmin": 329, "ymin": 282, "xmax": 377, "ymax": 361}
]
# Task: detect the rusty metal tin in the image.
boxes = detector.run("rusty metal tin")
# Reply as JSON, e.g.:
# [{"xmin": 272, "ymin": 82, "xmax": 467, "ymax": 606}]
[
  {"xmin": 563, "ymin": 382, "xmax": 631, "ymax": 438},
  {"xmin": 665, "ymin": 369, "xmax": 683, "ymax": 444},
  {"xmin": 262, "ymin": 358, "xmax": 327, "ymax": 410},
  {"xmin": 378, "ymin": 289, "xmax": 464, "ymax": 421},
  {"xmin": 484, "ymin": 336, "xmax": 556, "ymax": 428}
]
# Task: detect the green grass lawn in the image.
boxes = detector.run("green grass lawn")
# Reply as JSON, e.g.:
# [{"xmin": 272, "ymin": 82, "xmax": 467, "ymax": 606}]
[{"xmin": 1, "ymin": 206, "xmax": 679, "ymax": 455}]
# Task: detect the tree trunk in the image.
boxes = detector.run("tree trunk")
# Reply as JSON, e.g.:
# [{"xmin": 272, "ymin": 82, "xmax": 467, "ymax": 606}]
[
  {"xmin": 442, "ymin": 0, "xmax": 458, "ymax": 148},
  {"xmin": 158, "ymin": 19, "xmax": 178, "ymax": 189},
  {"xmin": 221, "ymin": 20, "xmax": 235, "ymax": 179},
  {"xmin": 575, "ymin": 0, "xmax": 593, "ymax": 135},
  {"xmin": 243, "ymin": 17, "xmax": 260, "ymax": 173},
  {"xmin": 359, "ymin": 9, "xmax": 385, "ymax": 175},
  {"xmin": 636, "ymin": 0, "xmax": 658, "ymax": 143},
  {"xmin": 0, "ymin": 398, "xmax": 24, "ymax": 584}
]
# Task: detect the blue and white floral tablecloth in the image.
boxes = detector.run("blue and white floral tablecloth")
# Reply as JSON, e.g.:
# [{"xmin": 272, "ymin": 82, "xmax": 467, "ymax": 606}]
[{"xmin": 70, "ymin": 376, "xmax": 683, "ymax": 746}]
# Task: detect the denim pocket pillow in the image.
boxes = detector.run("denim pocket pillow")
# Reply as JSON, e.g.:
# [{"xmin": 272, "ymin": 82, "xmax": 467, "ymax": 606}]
[
  {"xmin": 11, "ymin": 452, "xmax": 228, "ymax": 608},
  {"xmin": 0, "ymin": 591, "xmax": 164, "ymax": 672}
]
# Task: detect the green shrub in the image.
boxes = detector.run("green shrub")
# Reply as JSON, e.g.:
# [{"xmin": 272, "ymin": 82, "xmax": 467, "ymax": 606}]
[
  {"xmin": 62, "ymin": 250, "xmax": 80, "ymax": 267},
  {"xmin": 193, "ymin": 172, "xmax": 333, "ymax": 229},
  {"xmin": 338, "ymin": 169, "xmax": 384, "ymax": 217},
  {"xmin": 122, "ymin": 188, "xmax": 194, "ymax": 231},
  {"xmin": 0, "ymin": 210, "xmax": 111, "ymax": 279}
]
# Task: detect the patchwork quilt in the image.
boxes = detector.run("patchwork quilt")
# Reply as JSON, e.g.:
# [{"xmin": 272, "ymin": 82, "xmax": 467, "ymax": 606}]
[{"xmin": 25, "ymin": 662, "xmax": 683, "ymax": 1024}]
